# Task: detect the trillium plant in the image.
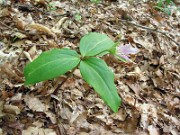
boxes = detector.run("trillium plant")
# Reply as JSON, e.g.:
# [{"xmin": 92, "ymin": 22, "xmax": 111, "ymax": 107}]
[{"xmin": 24, "ymin": 32, "xmax": 139, "ymax": 112}]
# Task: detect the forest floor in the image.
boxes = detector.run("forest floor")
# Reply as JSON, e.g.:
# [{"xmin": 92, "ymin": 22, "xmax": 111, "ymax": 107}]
[{"xmin": 0, "ymin": 0, "xmax": 179, "ymax": 135}]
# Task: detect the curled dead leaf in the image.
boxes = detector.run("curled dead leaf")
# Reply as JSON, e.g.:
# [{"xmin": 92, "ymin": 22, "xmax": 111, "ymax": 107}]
[
  {"xmin": 29, "ymin": 23, "xmax": 55, "ymax": 36},
  {"xmin": 15, "ymin": 18, "xmax": 27, "ymax": 30},
  {"xmin": 52, "ymin": 17, "xmax": 68, "ymax": 33}
]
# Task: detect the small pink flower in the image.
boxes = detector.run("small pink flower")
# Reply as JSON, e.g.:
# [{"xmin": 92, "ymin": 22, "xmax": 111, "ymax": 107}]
[{"xmin": 117, "ymin": 44, "xmax": 139, "ymax": 62}]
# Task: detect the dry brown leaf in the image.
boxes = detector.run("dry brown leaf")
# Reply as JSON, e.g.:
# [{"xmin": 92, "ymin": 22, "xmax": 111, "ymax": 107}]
[
  {"xmin": 23, "ymin": 51, "xmax": 32, "ymax": 62},
  {"xmin": 0, "ymin": 49, "xmax": 19, "ymax": 65},
  {"xmin": 78, "ymin": 132, "xmax": 89, "ymax": 135},
  {"xmin": 134, "ymin": 36, "xmax": 153, "ymax": 50},
  {"xmin": 29, "ymin": 23, "xmax": 55, "ymax": 36},
  {"xmin": 135, "ymin": 66, "xmax": 149, "ymax": 81},
  {"xmin": 60, "ymin": 107, "xmax": 72, "ymax": 120},
  {"xmin": 0, "ymin": 101, "xmax": 5, "ymax": 117},
  {"xmin": 24, "ymin": 95, "xmax": 49, "ymax": 112},
  {"xmin": 70, "ymin": 107, "xmax": 81, "ymax": 124},
  {"xmin": 126, "ymin": 82, "xmax": 140, "ymax": 97},
  {"xmin": 3, "ymin": 104, "xmax": 21, "ymax": 115},
  {"xmin": 22, "ymin": 127, "xmax": 57, "ymax": 135},
  {"xmin": 10, "ymin": 93, "xmax": 22, "ymax": 101},
  {"xmin": 16, "ymin": 18, "xmax": 27, "ymax": 30},
  {"xmin": 73, "ymin": 69, "xmax": 81, "ymax": 78},
  {"xmin": 148, "ymin": 125, "xmax": 159, "ymax": 135},
  {"xmin": 11, "ymin": 40, "xmax": 26, "ymax": 47},
  {"xmin": 110, "ymin": 108, "xmax": 128, "ymax": 121},
  {"xmin": 1, "ymin": 62, "xmax": 24, "ymax": 82},
  {"xmin": 0, "ymin": 8, "xmax": 11, "ymax": 17},
  {"xmin": 75, "ymin": 112, "xmax": 90, "ymax": 129},
  {"xmin": 52, "ymin": 17, "xmax": 68, "ymax": 33},
  {"xmin": 35, "ymin": 0, "xmax": 46, "ymax": 6},
  {"xmin": 28, "ymin": 45, "xmax": 38, "ymax": 60},
  {"xmin": 0, "ymin": 0, "xmax": 179, "ymax": 134},
  {"xmin": 45, "ymin": 112, "xmax": 57, "ymax": 124},
  {"xmin": 71, "ymin": 88, "xmax": 83, "ymax": 100},
  {"xmin": 32, "ymin": 120, "xmax": 44, "ymax": 128}
]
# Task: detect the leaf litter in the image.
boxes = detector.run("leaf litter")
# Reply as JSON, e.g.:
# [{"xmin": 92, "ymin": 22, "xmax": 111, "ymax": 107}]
[{"xmin": 0, "ymin": 0, "xmax": 179, "ymax": 134}]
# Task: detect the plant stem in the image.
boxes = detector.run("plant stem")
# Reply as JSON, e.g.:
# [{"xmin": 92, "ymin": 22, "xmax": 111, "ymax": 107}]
[{"xmin": 53, "ymin": 64, "xmax": 79, "ymax": 95}]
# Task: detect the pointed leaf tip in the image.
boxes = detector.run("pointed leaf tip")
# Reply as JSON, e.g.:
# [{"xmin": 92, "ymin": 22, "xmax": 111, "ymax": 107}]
[{"xmin": 80, "ymin": 57, "xmax": 121, "ymax": 112}]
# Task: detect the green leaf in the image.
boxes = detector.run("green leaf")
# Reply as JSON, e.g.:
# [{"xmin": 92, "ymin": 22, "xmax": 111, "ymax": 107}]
[
  {"xmin": 24, "ymin": 48, "xmax": 80, "ymax": 85},
  {"xmin": 80, "ymin": 57, "xmax": 121, "ymax": 112},
  {"xmin": 166, "ymin": 0, "xmax": 171, "ymax": 4},
  {"xmin": 80, "ymin": 32, "xmax": 114, "ymax": 57},
  {"xmin": 163, "ymin": 7, "xmax": 171, "ymax": 15},
  {"xmin": 96, "ymin": 51, "xmax": 109, "ymax": 57},
  {"xmin": 157, "ymin": 0, "xmax": 163, "ymax": 7}
]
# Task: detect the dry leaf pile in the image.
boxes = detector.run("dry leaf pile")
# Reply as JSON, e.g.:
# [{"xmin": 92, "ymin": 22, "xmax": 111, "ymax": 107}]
[{"xmin": 0, "ymin": 0, "xmax": 179, "ymax": 135}]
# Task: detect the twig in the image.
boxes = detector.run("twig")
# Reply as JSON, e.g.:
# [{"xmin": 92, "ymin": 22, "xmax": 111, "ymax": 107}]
[
  {"xmin": 53, "ymin": 66, "xmax": 78, "ymax": 95},
  {"xmin": 120, "ymin": 20, "xmax": 180, "ymax": 46},
  {"xmin": 0, "ymin": 21, "xmax": 12, "ymax": 29},
  {"xmin": 0, "ymin": 21, "xmax": 30, "ymax": 35}
]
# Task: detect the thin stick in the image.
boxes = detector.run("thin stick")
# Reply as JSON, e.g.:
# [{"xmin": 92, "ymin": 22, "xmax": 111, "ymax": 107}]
[
  {"xmin": 0, "ymin": 21, "xmax": 29, "ymax": 35},
  {"xmin": 53, "ymin": 67, "xmax": 77, "ymax": 95},
  {"xmin": 0, "ymin": 21, "xmax": 12, "ymax": 29},
  {"xmin": 120, "ymin": 20, "xmax": 180, "ymax": 46}
]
